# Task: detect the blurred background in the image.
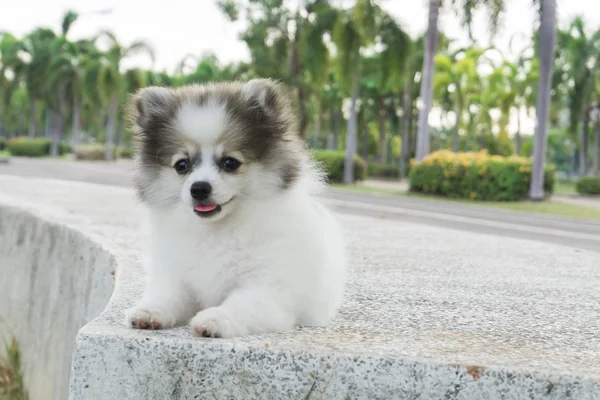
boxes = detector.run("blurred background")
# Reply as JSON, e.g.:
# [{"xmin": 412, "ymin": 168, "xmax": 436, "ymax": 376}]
[
  {"xmin": 2, "ymin": 2, "xmax": 600, "ymax": 397},
  {"xmin": 0, "ymin": 0, "xmax": 599, "ymax": 205}
]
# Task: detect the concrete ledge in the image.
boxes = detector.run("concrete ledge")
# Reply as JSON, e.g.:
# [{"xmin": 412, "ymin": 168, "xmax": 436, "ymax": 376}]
[
  {"xmin": 0, "ymin": 175, "xmax": 599, "ymax": 399},
  {"xmin": 0, "ymin": 201, "xmax": 116, "ymax": 399}
]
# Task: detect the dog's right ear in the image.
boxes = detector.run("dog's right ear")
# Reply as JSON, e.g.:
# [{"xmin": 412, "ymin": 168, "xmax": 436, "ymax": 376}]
[{"xmin": 126, "ymin": 86, "xmax": 178, "ymax": 134}]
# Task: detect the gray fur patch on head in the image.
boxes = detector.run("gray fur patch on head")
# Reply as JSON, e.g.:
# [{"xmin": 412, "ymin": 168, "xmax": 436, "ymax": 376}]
[{"xmin": 125, "ymin": 79, "xmax": 307, "ymax": 205}]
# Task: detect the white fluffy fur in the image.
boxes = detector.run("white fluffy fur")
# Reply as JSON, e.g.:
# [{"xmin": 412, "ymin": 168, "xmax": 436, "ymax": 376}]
[{"xmin": 125, "ymin": 97, "xmax": 347, "ymax": 338}]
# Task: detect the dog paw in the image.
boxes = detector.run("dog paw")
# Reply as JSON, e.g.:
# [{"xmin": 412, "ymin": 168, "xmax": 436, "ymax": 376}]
[
  {"xmin": 190, "ymin": 307, "xmax": 241, "ymax": 338},
  {"xmin": 125, "ymin": 307, "xmax": 176, "ymax": 330}
]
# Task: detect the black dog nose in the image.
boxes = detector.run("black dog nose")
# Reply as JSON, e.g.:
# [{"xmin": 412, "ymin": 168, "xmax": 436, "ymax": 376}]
[{"xmin": 190, "ymin": 181, "xmax": 212, "ymax": 200}]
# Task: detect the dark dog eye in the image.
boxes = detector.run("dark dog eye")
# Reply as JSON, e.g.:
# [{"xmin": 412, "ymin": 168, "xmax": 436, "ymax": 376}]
[
  {"xmin": 174, "ymin": 159, "xmax": 190, "ymax": 174},
  {"xmin": 221, "ymin": 157, "xmax": 241, "ymax": 172}
]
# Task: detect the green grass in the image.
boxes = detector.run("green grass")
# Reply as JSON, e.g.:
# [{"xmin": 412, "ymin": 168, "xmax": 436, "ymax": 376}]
[
  {"xmin": 554, "ymin": 180, "xmax": 577, "ymax": 195},
  {"xmin": 0, "ymin": 317, "xmax": 29, "ymax": 400},
  {"xmin": 478, "ymin": 200, "xmax": 600, "ymax": 220},
  {"xmin": 0, "ymin": 151, "xmax": 10, "ymax": 157},
  {"xmin": 331, "ymin": 183, "xmax": 600, "ymax": 220},
  {"xmin": 332, "ymin": 183, "xmax": 406, "ymax": 196}
]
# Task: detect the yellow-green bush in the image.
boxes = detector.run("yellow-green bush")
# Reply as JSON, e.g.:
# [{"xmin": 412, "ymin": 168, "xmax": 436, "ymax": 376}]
[
  {"xmin": 409, "ymin": 150, "xmax": 555, "ymax": 201},
  {"xmin": 312, "ymin": 150, "xmax": 367, "ymax": 183},
  {"xmin": 74, "ymin": 144, "xmax": 116, "ymax": 161},
  {"xmin": 368, "ymin": 162, "xmax": 399, "ymax": 179},
  {"xmin": 576, "ymin": 177, "xmax": 600, "ymax": 195},
  {"xmin": 118, "ymin": 147, "xmax": 135, "ymax": 159}
]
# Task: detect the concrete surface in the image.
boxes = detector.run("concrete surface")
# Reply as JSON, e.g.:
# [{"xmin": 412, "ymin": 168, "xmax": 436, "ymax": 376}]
[
  {"xmin": 1, "ymin": 157, "xmax": 600, "ymax": 254},
  {"xmin": 0, "ymin": 175, "xmax": 599, "ymax": 399},
  {"xmin": 0, "ymin": 198, "xmax": 116, "ymax": 399}
]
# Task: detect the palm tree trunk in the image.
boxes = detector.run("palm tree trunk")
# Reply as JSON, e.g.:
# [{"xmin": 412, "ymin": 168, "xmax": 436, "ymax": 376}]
[
  {"xmin": 593, "ymin": 117, "xmax": 600, "ymax": 176},
  {"xmin": 580, "ymin": 108, "xmax": 590, "ymax": 176},
  {"xmin": 28, "ymin": 100, "xmax": 37, "ymax": 138},
  {"xmin": 288, "ymin": 19, "xmax": 308, "ymax": 139},
  {"xmin": 378, "ymin": 96, "xmax": 386, "ymax": 163},
  {"xmin": 105, "ymin": 95, "xmax": 119, "ymax": 161},
  {"xmin": 45, "ymin": 109, "xmax": 53, "ymax": 138},
  {"xmin": 388, "ymin": 96, "xmax": 398, "ymax": 164},
  {"xmin": 51, "ymin": 90, "xmax": 65, "ymax": 157},
  {"xmin": 515, "ymin": 109, "xmax": 522, "ymax": 156},
  {"xmin": 328, "ymin": 109, "xmax": 339, "ymax": 150},
  {"xmin": 297, "ymin": 87, "xmax": 309, "ymax": 138},
  {"xmin": 18, "ymin": 114, "xmax": 25, "ymax": 136},
  {"xmin": 72, "ymin": 96, "xmax": 81, "ymax": 145},
  {"xmin": 415, "ymin": 0, "xmax": 441, "ymax": 161},
  {"xmin": 51, "ymin": 113, "xmax": 63, "ymax": 157},
  {"xmin": 343, "ymin": 65, "xmax": 360, "ymax": 184},
  {"xmin": 0, "ymin": 100, "xmax": 4, "ymax": 137},
  {"xmin": 409, "ymin": 104, "xmax": 416, "ymax": 156},
  {"xmin": 452, "ymin": 101, "xmax": 461, "ymax": 152},
  {"xmin": 361, "ymin": 121, "xmax": 369, "ymax": 160},
  {"xmin": 315, "ymin": 102, "xmax": 322, "ymax": 145},
  {"xmin": 530, "ymin": 0, "xmax": 557, "ymax": 201},
  {"xmin": 116, "ymin": 122, "xmax": 125, "ymax": 150},
  {"xmin": 400, "ymin": 87, "xmax": 411, "ymax": 180}
]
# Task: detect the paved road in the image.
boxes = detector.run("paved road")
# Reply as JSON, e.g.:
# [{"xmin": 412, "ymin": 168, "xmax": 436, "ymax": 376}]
[{"xmin": 2, "ymin": 157, "xmax": 599, "ymax": 253}]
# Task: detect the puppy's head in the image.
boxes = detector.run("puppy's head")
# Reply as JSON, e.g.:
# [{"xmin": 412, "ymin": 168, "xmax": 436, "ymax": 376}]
[{"xmin": 127, "ymin": 79, "xmax": 306, "ymax": 221}]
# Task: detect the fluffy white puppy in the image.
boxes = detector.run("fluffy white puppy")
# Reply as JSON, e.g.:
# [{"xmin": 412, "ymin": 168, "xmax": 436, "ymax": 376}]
[{"xmin": 124, "ymin": 79, "xmax": 347, "ymax": 338}]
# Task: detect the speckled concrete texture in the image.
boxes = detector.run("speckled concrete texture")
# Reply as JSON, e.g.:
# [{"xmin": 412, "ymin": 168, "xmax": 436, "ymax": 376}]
[
  {"xmin": 0, "ymin": 175, "xmax": 598, "ymax": 400},
  {"xmin": 0, "ymin": 200, "xmax": 116, "ymax": 399}
]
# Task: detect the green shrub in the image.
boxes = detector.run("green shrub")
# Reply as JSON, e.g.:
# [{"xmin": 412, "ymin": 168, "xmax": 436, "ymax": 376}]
[
  {"xmin": 368, "ymin": 162, "xmax": 399, "ymax": 179},
  {"xmin": 5, "ymin": 138, "xmax": 72, "ymax": 157},
  {"xmin": 0, "ymin": 137, "xmax": 6, "ymax": 151},
  {"xmin": 0, "ymin": 335, "xmax": 29, "ymax": 399},
  {"xmin": 119, "ymin": 147, "xmax": 135, "ymax": 159},
  {"xmin": 74, "ymin": 144, "xmax": 116, "ymax": 161},
  {"xmin": 6, "ymin": 138, "xmax": 51, "ymax": 157},
  {"xmin": 312, "ymin": 150, "xmax": 367, "ymax": 183},
  {"xmin": 59, "ymin": 142, "xmax": 72, "ymax": 155},
  {"xmin": 576, "ymin": 177, "xmax": 600, "ymax": 195},
  {"xmin": 409, "ymin": 150, "xmax": 555, "ymax": 201}
]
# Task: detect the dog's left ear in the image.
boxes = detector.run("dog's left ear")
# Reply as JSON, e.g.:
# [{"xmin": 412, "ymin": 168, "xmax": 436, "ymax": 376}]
[{"xmin": 242, "ymin": 78, "xmax": 287, "ymax": 118}]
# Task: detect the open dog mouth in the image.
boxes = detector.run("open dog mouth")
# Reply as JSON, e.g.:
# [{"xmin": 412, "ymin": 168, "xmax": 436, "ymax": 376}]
[{"xmin": 193, "ymin": 198, "xmax": 234, "ymax": 218}]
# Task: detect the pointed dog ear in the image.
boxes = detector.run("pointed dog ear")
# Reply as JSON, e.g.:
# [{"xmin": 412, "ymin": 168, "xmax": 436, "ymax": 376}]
[
  {"xmin": 241, "ymin": 78, "xmax": 290, "ymax": 118},
  {"xmin": 126, "ymin": 86, "xmax": 178, "ymax": 133}
]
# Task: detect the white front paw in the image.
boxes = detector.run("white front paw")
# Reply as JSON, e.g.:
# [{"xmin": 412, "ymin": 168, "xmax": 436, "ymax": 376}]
[
  {"xmin": 125, "ymin": 306, "xmax": 177, "ymax": 330},
  {"xmin": 190, "ymin": 307, "xmax": 244, "ymax": 338}
]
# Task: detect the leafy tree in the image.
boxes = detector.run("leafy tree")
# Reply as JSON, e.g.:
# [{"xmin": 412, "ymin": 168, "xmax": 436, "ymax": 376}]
[{"xmin": 94, "ymin": 31, "xmax": 154, "ymax": 160}]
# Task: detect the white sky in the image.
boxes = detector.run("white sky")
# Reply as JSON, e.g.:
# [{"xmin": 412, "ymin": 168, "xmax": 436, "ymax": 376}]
[{"xmin": 1, "ymin": 0, "xmax": 598, "ymax": 134}]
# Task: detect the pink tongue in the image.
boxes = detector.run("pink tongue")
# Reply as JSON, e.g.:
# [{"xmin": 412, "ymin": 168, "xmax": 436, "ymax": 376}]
[{"xmin": 194, "ymin": 204, "xmax": 217, "ymax": 213}]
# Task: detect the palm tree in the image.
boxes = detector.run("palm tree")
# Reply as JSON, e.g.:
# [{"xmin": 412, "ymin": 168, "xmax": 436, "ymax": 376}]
[
  {"xmin": 529, "ymin": 0, "xmax": 558, "ymax": 200},
  {"xmin": 333, "ymin": 0, "xmax": 377, "ymax": 184},
  {"xmin": 433, "ymin": 49, "xmax": 479, "ymax": 152},
  {"xmin": 398, "ymin": 35, "xmax": 425, "ymax": 179},
  {"xmin": 49, "ymin": 39, "xmax": 101, "ymax": 145},
  {"xmin": 175, "ymin": 53, "xmax": 223, "ymax": 85},
  {"xmin": 0, "ymin": 32, "xmax": 25, "ymax": 136},
  {"xmin": 376, "ymin": 13, "xmax": 411, "ymax": 162},
  {"xmin": 593, "ymin": 103, "xmax": 600, "ymax": 176},
  {"xmin": 94, "ymin": 31, "xmax": 154, "ymax": 160},
  {"xmin": 15, "ymin": 28, "xmax": 57, "ymax": 138},
  {"xmin": 117, "ymin": 68, "xmax": 147, "ymax": 147},
  {"xmin": 415, "ymin": 0, "xmax": 507, "ymax": 161},
  {"xmin": 334, "ymin": 0, "xmax": 410, "ymax": 183},
  {"xmin": 218, "ymin": 0, "xmax": 338, "ymax": 139},
  {"xmin": 320, "ymin": 71, "xmax": 343, "ymax": 150},
  {"xmin": 553, "ymin": 17, "xmax": 600, "ymax": 176}
]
